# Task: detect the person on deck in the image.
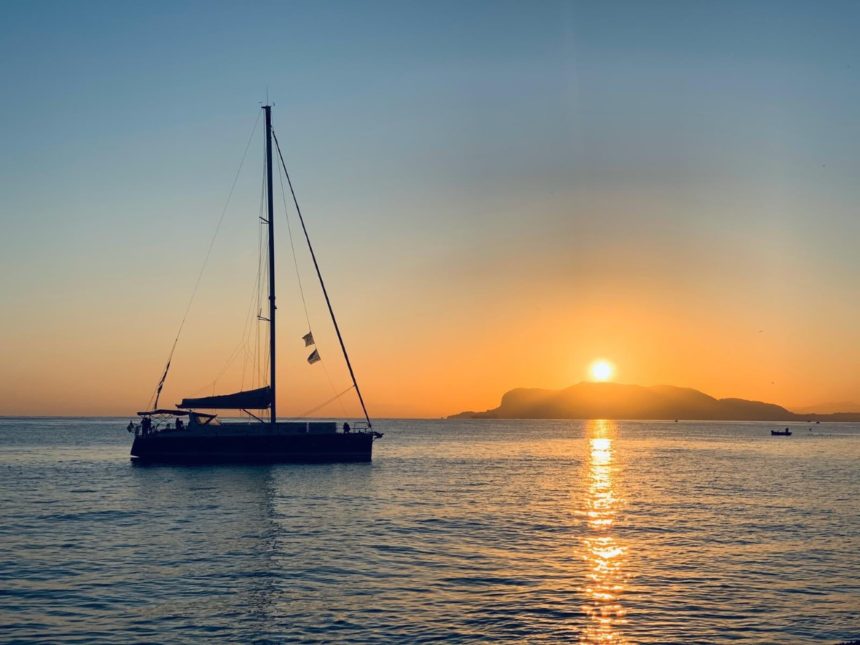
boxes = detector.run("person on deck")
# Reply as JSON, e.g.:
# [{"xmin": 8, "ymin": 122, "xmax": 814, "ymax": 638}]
[{"xmin": 343, "ymin": 422, "xmax": 351, "ymax": 433}]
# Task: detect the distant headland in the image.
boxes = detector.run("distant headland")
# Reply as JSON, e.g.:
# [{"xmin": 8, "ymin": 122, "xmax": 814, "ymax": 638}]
[{"xmin": 450, "ymin": 382, "xmax": 860, "ymax": 422}]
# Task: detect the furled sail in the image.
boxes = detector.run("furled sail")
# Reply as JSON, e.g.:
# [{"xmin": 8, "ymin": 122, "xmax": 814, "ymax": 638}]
[{"xmin": 178, "ymin": 386, "xmax": 272, "ymax": 410}]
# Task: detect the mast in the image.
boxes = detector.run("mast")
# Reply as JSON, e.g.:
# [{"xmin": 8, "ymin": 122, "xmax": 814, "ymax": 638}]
[{"xmin": 264, "ymin": 105, "xmax": 277, "ymax": 425}]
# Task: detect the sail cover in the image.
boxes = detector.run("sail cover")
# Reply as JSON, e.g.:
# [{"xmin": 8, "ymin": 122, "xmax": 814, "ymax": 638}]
[{"xmin": 178, "ymin": 386, "xmax": 272, "ymax": 410}]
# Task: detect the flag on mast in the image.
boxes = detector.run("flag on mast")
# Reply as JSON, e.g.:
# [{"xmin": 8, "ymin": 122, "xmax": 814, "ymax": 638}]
[
  {"xmin": 307, "ymin": 349, "xmax": 321, "ymax": 364},
  {"xmin": 302, "ymin": 332, "xmax": 315, "ymax": 347}
]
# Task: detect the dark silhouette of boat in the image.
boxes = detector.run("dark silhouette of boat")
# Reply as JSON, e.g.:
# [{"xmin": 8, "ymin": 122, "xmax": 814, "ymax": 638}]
[
  {"xmin": 771, "ymin": 428, "xmax": 792, "ymax": 436},
  {"xmin": 130, "ymin": 412, "xmax": 376, "ymax": 463},
  {"xmin": 128, "ymin": 105, "xmax": 380, "ymax": 463}
]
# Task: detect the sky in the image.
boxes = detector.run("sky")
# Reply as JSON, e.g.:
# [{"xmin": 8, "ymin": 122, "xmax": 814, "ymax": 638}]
[{"xmin": 1, "ymin": 0, "xmax": 858, "ymax": 417}]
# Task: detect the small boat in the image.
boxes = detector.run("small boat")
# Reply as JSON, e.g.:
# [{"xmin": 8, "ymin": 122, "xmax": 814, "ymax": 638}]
[
  {"xmin": 127, "ymin": 105, "xmax": 381, "ymax": 464},
  {"xmin": 771, "ymin": 428, "xmax": 792, "ymax": 436}
]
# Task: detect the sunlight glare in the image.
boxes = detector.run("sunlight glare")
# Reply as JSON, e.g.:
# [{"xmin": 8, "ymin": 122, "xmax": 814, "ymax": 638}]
[{"xmin": 590, "ymin": 359, "xmax": 615, "ymax": 382}]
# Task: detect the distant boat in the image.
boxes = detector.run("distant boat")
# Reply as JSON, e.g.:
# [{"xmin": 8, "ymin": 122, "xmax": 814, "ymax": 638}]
[
  {"xmin": 771, "ymin": 428, "xmax": 792, "ymax": 436},
  {"xmin": 127, "ymin": 105, "xmax": 381, "ymax": 463}
]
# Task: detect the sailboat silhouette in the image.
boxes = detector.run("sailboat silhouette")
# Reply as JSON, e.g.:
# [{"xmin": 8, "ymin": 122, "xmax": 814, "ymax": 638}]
[{"xmin": 128, "ymin": 105, "xmax": 381, "ymax": 463}]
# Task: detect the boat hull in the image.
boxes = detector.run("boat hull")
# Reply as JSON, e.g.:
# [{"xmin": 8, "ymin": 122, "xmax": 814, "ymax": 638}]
[{"xmin": 131, "ymin": 430, "xmax": 374, "ymax": 464}]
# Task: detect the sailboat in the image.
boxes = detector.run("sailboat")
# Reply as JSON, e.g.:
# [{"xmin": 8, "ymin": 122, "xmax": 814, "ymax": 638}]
[{"xmin": 128, "ymin": 105, "xmax": 381, "ymax": 463}]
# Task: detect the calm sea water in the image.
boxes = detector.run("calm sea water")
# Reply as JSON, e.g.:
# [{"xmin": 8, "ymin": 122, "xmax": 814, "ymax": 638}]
[{"xmin": 1, "ymin": 418, "xmax": 858, "ymax": 643}]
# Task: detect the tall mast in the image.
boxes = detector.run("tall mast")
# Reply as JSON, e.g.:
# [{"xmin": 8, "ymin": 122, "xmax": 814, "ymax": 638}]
[{"xmin": 264, "ymin": 105, "xmax": 277, "ymax": 425}]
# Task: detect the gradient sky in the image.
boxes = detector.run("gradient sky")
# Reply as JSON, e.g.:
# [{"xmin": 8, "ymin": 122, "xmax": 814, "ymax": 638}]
[{"xmin": 1, "ymin": 0, "xmax": 858, "ymax": 417}]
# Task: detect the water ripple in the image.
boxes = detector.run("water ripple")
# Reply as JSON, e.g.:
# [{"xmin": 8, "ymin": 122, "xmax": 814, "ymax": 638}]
[{"xmin": 1, "ymin": 418, "xmax": 858, "ymax": 642}]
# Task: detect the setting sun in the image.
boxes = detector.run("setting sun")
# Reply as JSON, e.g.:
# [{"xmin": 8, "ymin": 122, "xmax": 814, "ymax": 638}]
[{"xmin": 590, "ymin": 359, "xmax": 615, "ymax": 382}]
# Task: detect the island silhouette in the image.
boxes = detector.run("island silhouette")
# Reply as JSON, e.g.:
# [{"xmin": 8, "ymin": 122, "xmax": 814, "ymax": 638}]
[{"xmin": 450, "ymin": 382, "xmax": 860, "ymax": 422}]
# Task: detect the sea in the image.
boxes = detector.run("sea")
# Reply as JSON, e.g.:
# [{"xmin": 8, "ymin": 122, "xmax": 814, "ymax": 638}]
[{"xmin": 1, "ymin": 418, "xmax": 858, "ymax": 644}]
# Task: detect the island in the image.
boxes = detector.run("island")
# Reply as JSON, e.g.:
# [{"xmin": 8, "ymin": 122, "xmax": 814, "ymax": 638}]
[{"xmin": 450, "ymin": 382, "xmax": 860, "ymax": 422}]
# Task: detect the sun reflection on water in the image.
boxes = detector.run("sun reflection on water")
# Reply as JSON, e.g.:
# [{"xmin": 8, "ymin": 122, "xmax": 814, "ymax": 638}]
[{"xmin": 578, "ymin": 420, "xmax": 629, "ymax": 644}]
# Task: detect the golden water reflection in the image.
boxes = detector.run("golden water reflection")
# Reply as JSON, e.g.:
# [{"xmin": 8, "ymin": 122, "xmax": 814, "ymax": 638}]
[{"xmin": 579, "ymin": 420, "xmax": 629, "ymax": 644}]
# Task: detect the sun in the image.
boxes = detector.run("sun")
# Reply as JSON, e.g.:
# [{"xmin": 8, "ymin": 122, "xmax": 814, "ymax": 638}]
[{"xmin": 589, "ymin": 359, "xmax": 615, "ymax": 382}]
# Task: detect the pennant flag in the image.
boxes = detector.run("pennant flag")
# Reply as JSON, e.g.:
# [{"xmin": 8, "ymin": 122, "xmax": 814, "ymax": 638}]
[
  {"xmin": 302, "ymin": 332, "xmax": 315, "ymax": 347},
  {"xmin": 307, "ymin": 349, "xmax": 321, "ymax": 364}
]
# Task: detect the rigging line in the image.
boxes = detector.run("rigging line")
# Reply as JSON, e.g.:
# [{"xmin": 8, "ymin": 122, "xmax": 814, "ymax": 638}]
[
  {"xmin": 200, "ymin": 199, "xmax": 267, "ymax": 395},
  {"xmin": 271, "ymin": 129, "xmax": 373, "ymax": 428},
  {"xmin": 259, "ymin": 131, "xmax": 272, "ymax": 391},
  {"xmin": 196, "ymin": 262, "xmax": 259, "ymax": 395},
  {"xmin": 245, "ymin": 152, "xmax": 268, "ymax": 390},
  {"xmin": 240, "ymin": 216, "xmax": 265, "ymax": 390},
  {"xmin": 276, "ymin": 148, "xmax": 312, "ymax": 329},
  {"xmin": 249, "ymin": 210, "xmax": 265, "ymax": 386},
  {"xmin": 296, "ymin": 386, "xmax": 356, "ymax": 419},
  {"xmin": 148, "ymin": 110, "xmax": 262, "ymax": 409},
  {"xmin": 249, "ymin": 144, "xmax": 268, "ymax": 390},
  {"xmin": 276, "ymin": 157, "xmax": 348, "ymax": 417}
]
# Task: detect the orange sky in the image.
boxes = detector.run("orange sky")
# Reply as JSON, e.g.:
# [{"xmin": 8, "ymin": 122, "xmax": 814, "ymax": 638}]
[{"xmin": 1, "ymin": 183, "xmax": 857, "ymax": 418}]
